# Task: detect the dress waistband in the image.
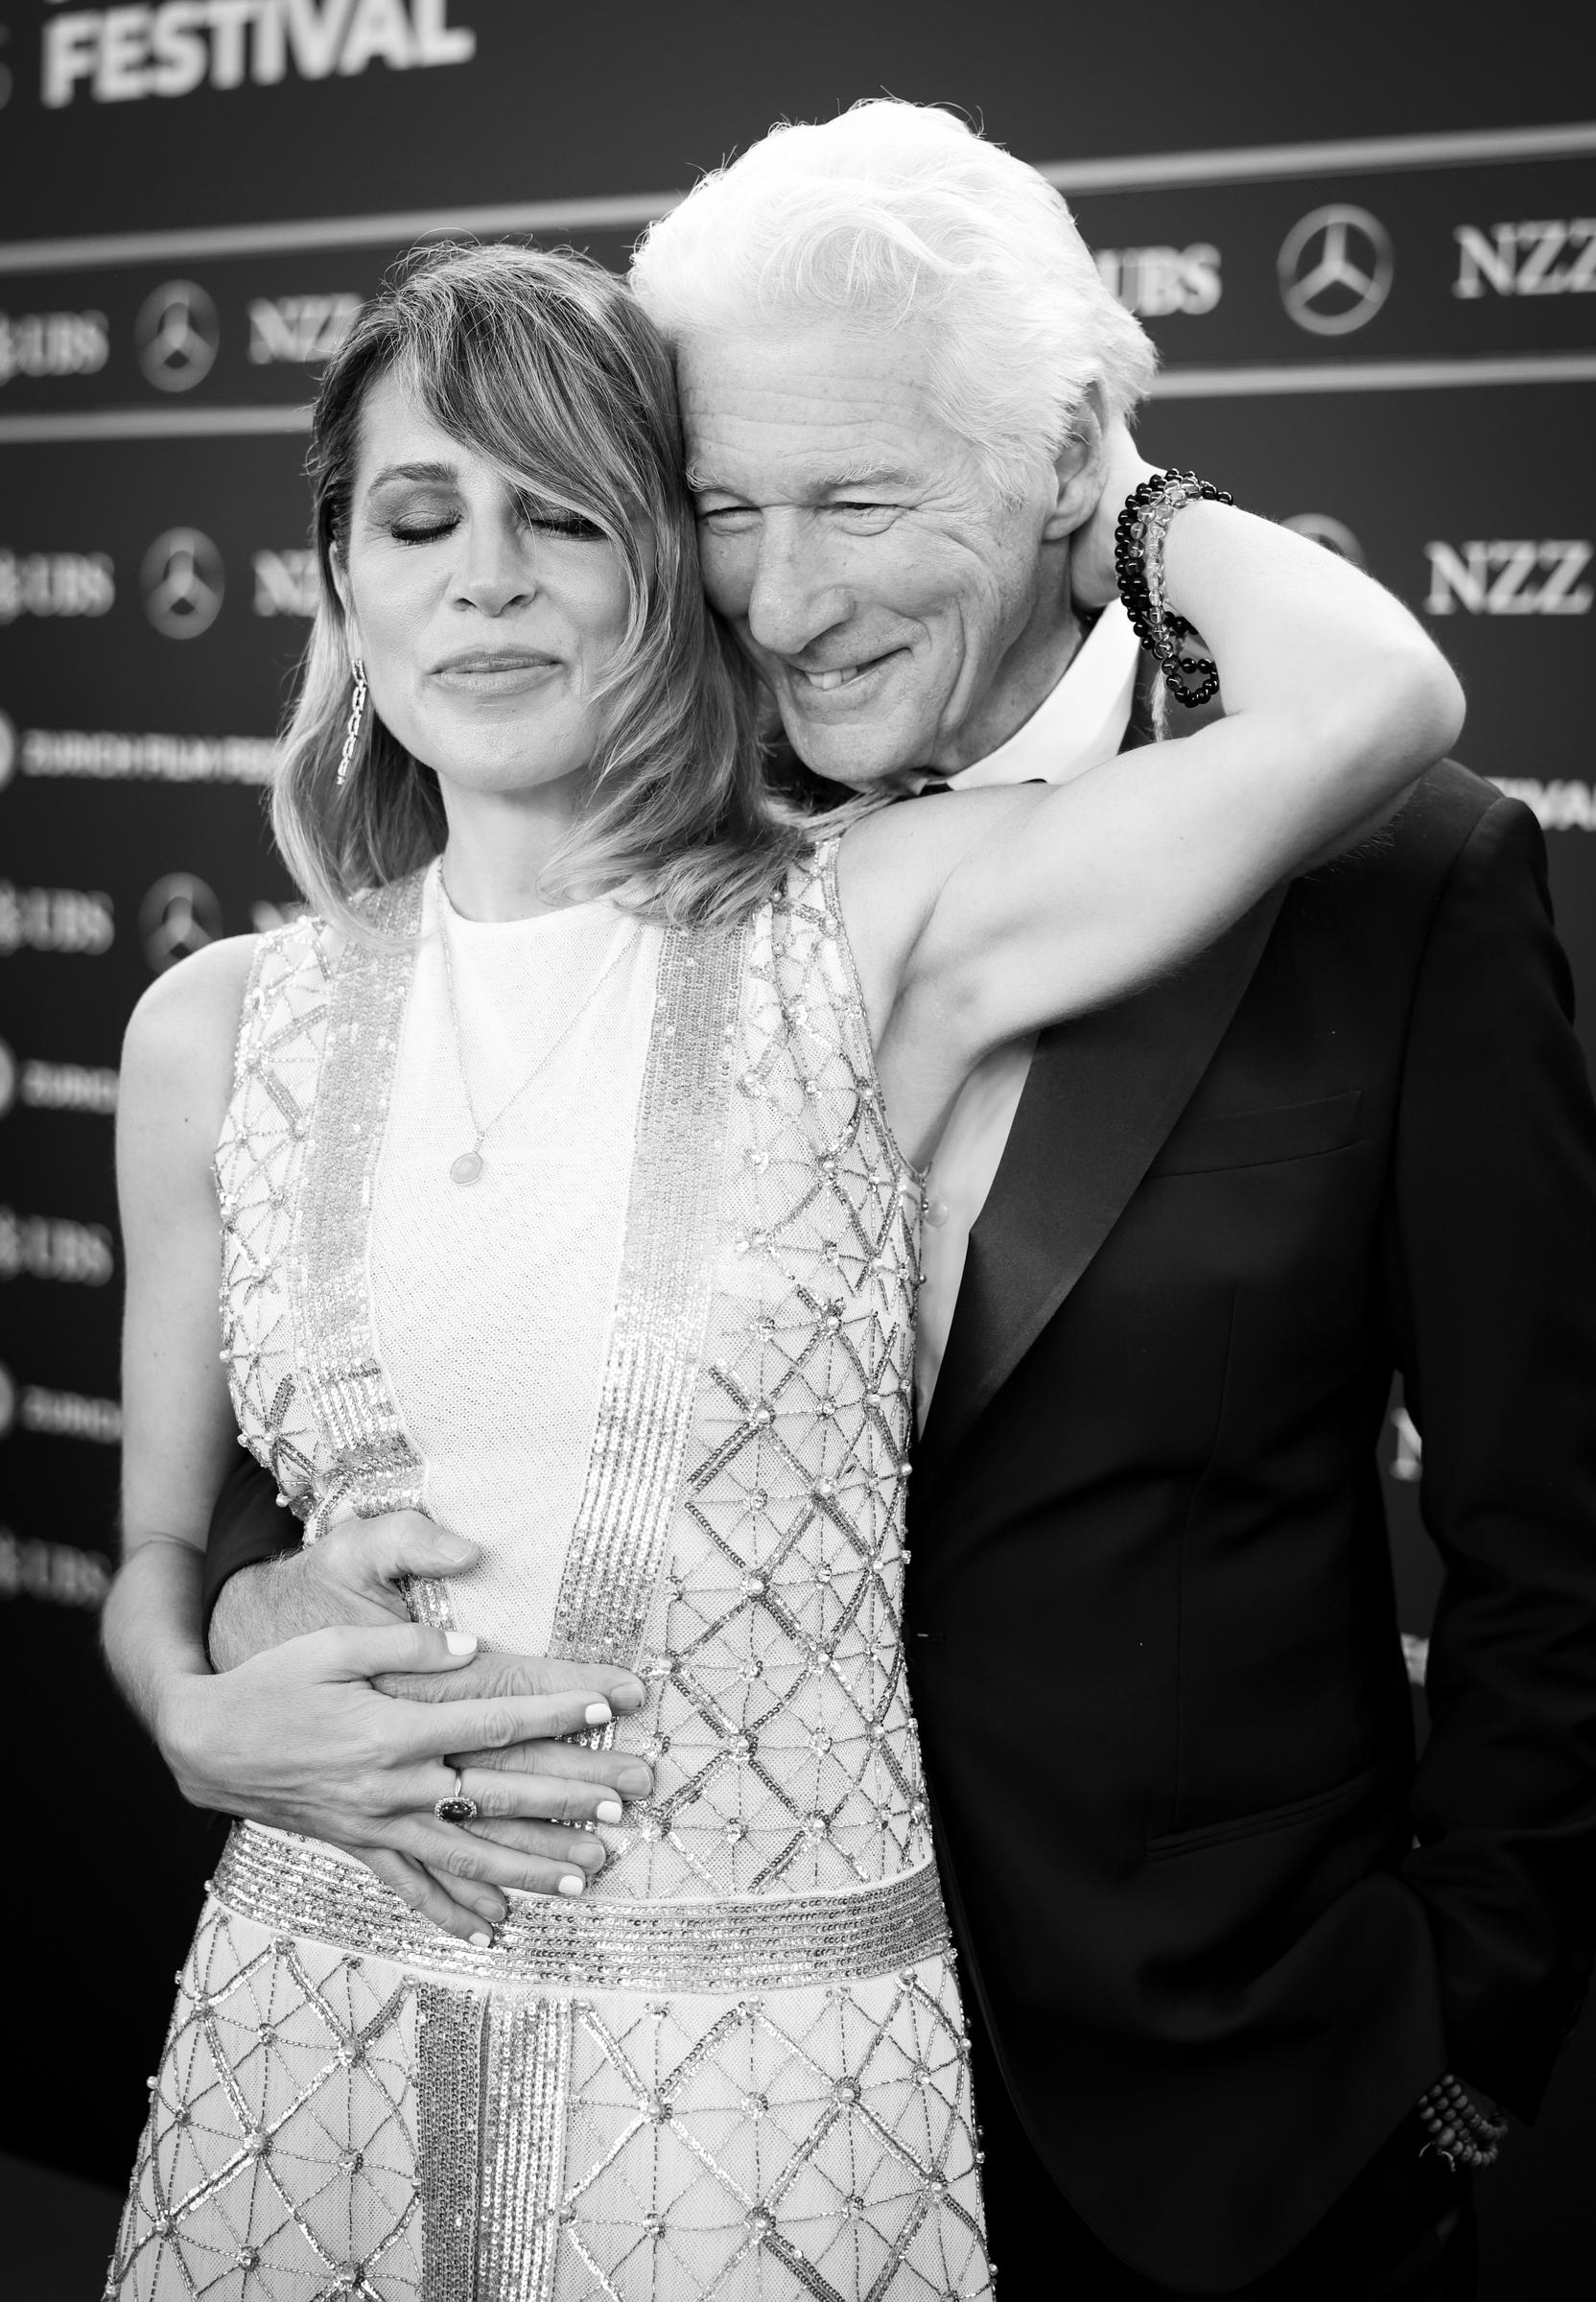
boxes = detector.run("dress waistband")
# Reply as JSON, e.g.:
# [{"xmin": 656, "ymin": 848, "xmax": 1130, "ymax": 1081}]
[{"xmin": 213, "ymin": 1823, "xmax": 951, "ymax": 1993}]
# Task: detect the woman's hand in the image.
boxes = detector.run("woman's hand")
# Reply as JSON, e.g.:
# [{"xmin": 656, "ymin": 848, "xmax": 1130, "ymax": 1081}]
[{"xmin": 159, "ymin": 1619, "xmax": 639, "ymax": 1940}]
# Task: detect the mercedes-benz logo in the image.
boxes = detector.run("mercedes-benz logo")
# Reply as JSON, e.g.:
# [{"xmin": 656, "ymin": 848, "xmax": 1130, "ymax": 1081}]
[
  {"xmin": 135, "ymin": 279, "xmax": 219, "ymax": 393},
  {"xmin": 0, "ymin": 708, "xmax": 14, "ymax": 790},
  {"xmin": 142, "ymin": 528, "xmax": 224, "ymax": 640},
  {"xmin": 141, "ymin": 874, "xmax": 223, "ymax": 974},
  {"xmin": 0, "ymin": 1363, "xmax": 15, "ymax": 1442},
  {"xmin": 0, "ymin": 1038, "xmax": 15, "ymax": 1117},
  {"xmin": 1279, "ymin": 205, "xmax": 1393, "ymax": 337},
  {"xmin": 1281, "ymin": 513, "xmax": 1367, "ymax": 570}
]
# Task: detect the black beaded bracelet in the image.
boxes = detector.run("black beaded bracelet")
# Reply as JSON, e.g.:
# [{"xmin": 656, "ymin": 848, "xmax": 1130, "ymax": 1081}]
[
  {"xmin": 1113, "ymin": 468, "xmax": 1234, "ymax": 709},
  {"xmin": 1416, "ymin": 2073, "xmax": 1508, "ymax": 2173}
]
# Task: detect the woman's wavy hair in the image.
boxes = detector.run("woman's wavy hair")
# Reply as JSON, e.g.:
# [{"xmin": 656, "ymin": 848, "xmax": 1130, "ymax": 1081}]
[{"xmin": 273, "ymin": 239, "xmax": 811, "ymax": 933}]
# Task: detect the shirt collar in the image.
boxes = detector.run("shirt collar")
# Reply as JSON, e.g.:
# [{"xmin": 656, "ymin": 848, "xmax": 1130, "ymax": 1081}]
[{"xmin": 944, "ymin": 598, "xmax": 1141, "ymax": 790}]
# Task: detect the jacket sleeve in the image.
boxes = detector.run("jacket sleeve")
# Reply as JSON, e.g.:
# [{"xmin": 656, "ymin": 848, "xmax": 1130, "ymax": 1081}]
[
  {"xmin": 200, "ymin": 1446, "xmax": 301, "ymax": 1640},
  {"xmin": 1390, "ymin": 793, "xmax": 1596, "ymax": 2116}
]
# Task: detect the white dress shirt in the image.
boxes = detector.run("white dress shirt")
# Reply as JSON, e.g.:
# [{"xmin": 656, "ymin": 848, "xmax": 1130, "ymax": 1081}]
[{"xmin": 914, "ymin": 599, "xmax": 1142, "ymax": 1429}]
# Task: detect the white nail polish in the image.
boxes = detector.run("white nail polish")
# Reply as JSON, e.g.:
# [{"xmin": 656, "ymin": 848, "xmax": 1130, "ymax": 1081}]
[
  {"xmin": 558, "ymin": 1874, "xmax": 585, "ymax": 1897},
  {"xmin": 445, "ymin": 1632, "xmax": 478, "ymax": 1656},
  {"xmin": 584, "ymin": 1702, "xmax": 613, "ymax": 1726},
  {"xmin": 596, "ymin": 1799, "xmax": 623, "ymax": 1825},
  {"xmin": 469, "ymin": 1931, "xmax": 492, "ymax": 1948}
]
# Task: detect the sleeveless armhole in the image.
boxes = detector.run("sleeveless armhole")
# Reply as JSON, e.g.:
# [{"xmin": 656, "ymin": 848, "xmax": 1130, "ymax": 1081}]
[{"xmin": 813, "ymin": 834, "xmax": 927, "ymax": 1189}]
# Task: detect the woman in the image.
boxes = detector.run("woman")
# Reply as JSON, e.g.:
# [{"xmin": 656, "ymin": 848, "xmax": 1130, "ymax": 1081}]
[{"xmin": 106, "ymin": 241, "xmax": 1460, "ymax": 2298}]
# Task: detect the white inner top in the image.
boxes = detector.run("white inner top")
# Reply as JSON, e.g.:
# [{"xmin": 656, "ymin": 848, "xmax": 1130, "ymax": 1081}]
[{"xmin": 368, "ymin": 862, "xmax": 661, "ymax": 1654}]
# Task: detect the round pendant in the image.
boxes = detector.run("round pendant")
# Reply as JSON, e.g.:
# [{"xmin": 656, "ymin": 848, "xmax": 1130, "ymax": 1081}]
[{"xmin": 450, "ymin": 1150, "xmax": 484, "ymax": 1186}]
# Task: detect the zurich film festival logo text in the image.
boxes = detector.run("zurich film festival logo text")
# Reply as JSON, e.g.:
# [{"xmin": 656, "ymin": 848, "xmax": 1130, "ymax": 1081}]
[
  {"xmin": 42, "ymin": 2, "xmax": 476, "ymax": 106},
  {"xmin": 0, "ymin": 1039, "xmax": 118, "ymax": 1117}
]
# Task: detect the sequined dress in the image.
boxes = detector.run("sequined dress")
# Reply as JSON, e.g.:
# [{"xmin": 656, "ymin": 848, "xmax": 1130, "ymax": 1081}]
[{"xmin": 110, "ymin": 846, "xmax": 992, "ymax": 2301}]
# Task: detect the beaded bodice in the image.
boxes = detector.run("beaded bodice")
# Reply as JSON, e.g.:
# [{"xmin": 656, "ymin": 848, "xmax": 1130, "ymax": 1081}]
[{"xmin": 214, "ymin": 844, "xmax": 932, "ymax": 1905}]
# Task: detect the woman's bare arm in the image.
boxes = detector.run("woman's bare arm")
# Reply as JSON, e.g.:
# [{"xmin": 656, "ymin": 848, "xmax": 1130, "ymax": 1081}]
[
  {"xmin": 842, "ymin": 449, "xmax": 1464, "ymax": 1166},
  {"xmin": 101, "ymin": 937, "xmax": 632, "ymax": 1938}
]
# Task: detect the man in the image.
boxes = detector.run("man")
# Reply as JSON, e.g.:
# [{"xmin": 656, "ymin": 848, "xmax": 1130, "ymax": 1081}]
[{"xmin": 129, "ymin": 104, "xmax": 1596, "ymax": 2298}]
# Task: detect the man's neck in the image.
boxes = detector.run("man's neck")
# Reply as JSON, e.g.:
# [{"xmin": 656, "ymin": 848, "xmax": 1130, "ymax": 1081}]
[{"xmin": 930, "ymin": 583, "xmax": 1083, "ymax": 775}]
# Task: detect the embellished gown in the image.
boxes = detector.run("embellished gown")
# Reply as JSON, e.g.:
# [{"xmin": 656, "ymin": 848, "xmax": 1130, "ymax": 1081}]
[{"xmin": 110, "ymin": 847, "xmax": 993, "ymax": 2300}]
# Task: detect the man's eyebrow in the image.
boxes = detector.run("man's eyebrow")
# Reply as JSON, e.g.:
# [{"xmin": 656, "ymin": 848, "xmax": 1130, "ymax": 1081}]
[
  {"xmin": 364, "ymin": 459, "xmax": 458, "ymax": 492},
  {"xmin": 683, "ymin": 461, "xmax": 910, "ymax": 496}
]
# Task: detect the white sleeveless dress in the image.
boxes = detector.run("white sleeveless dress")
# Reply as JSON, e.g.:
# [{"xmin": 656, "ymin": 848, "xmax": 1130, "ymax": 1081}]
[{"xmin": 109, "ymin": 848, "xmax": 993, "ymax": 2300}]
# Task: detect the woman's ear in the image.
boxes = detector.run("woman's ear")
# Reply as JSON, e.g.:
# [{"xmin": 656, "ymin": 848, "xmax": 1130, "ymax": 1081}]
[
  {"xmin": 330, "ymin": 552, "xmax": 362, "ymax": 663},
  {"xmin": 1041, "ymin": 385, "xmax": 1108, "ymax": 541}
]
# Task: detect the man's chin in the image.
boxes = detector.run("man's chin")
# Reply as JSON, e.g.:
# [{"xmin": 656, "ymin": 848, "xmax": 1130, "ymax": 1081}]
[{"xmin": 775, "ymin": 712, "xmax": 928, "ymax": 796}]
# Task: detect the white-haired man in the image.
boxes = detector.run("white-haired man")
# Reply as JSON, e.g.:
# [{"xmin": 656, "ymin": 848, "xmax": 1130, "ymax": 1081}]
[{"xmin": 179, "ymin": 102, "xmax": 1596, "ymax": 2300}]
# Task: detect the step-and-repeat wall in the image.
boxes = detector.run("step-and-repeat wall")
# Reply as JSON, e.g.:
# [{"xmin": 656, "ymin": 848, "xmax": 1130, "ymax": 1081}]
[{"xmin": 2, "ymin": 2, "xmax": 1594, "ymax": 2270}]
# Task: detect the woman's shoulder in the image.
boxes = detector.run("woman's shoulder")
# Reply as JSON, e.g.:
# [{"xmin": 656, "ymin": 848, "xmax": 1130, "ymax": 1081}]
[
  {"xmin": 122, "ymin": 932, "xmax": 262, "ymax": 1082},
  {"xmin": 118, "ymin": 933, "xmax": 266, "ymax": 1168}
]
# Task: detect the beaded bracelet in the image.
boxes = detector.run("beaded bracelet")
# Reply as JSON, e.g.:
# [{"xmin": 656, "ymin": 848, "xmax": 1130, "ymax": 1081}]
[
  {"xmin": 1416, "ymin": 2072, "xmax": 1509, "ymax": 2173},
  {"xmin": 1113, "ymin": 468, "xmax": 1234, "ymax": 709}
]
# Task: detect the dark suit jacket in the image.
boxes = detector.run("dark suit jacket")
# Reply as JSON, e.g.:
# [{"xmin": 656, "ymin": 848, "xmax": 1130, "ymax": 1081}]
[
  {"xmin": 908, "ymin": 756, "xmax": 1596, "ymax": 2286},
  {"xmin": 202, "ymin": 733, "xmax": 1596, "ymax": 2291}
]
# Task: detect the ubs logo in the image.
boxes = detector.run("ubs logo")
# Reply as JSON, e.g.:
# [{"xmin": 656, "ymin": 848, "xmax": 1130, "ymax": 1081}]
[
  {"xmin": 142, "ymin": 529, "xmax": 223, "ymax": 639},
  {"xmin": 141, "ymin": 873, "xmax": 222, "ymax": 973},
  {"xmin": 135, "ymin": 279, "xmax": 218, "ymax": 393},
  {"xmin": 0, "ymin": 1040, "xmax": 14, "ymax": 1117},
  {"xmin": 1279, "ymin": 205, "xmax": 1394, "ymax": 337}
]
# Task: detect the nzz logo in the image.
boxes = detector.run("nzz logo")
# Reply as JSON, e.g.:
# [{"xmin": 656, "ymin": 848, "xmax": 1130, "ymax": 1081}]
[{"xmin": 1425, "ymin": 540, "xmax": 1593, "ymax": 617}]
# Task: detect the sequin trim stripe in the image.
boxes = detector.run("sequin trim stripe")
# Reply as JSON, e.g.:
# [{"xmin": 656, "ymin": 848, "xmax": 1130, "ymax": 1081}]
[
  {"xmin": 418, "ymin": 1980, "xmax": 486, "ymax": 2301},
  {"xmin": 478, "ymin": 1998, "xmax": 571, "ymax": 2300},
  {"xmin": 214, "ymin": 1825, "xmax": 950, "ymax": 1990},
  {"xmin": 549, "ymin": 920, "xmax": 747, "ymax": 1667},
  {"xmin": 288, "ymin": 877, "xmax": 438, "ymax": 1598}
]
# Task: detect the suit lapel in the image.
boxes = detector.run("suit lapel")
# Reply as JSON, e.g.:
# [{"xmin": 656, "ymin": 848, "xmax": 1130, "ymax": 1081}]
[{"xmin": 915, "ymin": 660, "xmax": 1277, "ymax": 1479}]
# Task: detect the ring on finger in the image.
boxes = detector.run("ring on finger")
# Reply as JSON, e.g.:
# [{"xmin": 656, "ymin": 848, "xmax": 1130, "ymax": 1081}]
[{"xmin": 433, "ymin": 1767, "xmax": 480, "ymax": 1825}]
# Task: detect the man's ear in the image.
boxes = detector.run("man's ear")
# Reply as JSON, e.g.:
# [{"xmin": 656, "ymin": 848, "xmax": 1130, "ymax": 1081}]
[{"xmin": 1041, "ymin": 385, "xmax": 1108, "ymax": 541}]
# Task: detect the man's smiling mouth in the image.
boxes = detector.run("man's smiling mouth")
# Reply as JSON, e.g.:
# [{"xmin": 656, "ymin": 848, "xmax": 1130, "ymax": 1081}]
[{"xmin": 788, "ymin": 652, "xmax": 900, "ymax": 694}]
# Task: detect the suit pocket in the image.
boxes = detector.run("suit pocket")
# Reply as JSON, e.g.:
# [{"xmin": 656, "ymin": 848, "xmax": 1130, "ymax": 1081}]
[
  {"xmin": 1145, "ymin": 1755, "xmax": 1385, "ymax": 1862},
  {"xmin": 1147, "ymin": 1088, "xmax": 1363, "ymax": 1178}
]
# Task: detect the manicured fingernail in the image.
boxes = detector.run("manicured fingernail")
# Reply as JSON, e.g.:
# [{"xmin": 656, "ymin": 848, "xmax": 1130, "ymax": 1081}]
[
  {"xmin": 584, "ymin": 1701, "xmax": 613, "ymax": 1726},
  {"xmin": 469, "ymin": 1931, "xmax": 492, "ymax": 1948},
  {"xmin": 435, "ymin": 1537, "xmax": 476, "ymax": 1565},
  {"xmin": 596, "ymin": 1799, "xmax": 623, "ymax": 1825},
  {"xmin": 611, "ymin": 1678, "xmax": 645, "ymax": 1711},
  {"xmin": 558, "ymin": 1873, "xmax": 585, "ymax": 1897},
  {"xmin": 618, "ymin": 1765, "xmax": 652, "ymax": 1797},
  {"xmin": 445, "ymin": 1632, "xmax": 478, "ymax": 1656}
]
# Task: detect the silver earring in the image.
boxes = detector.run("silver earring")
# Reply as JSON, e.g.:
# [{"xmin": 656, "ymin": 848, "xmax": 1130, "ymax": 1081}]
[{"xmin": 336, "ymin": 657, "xmax": 367, "ymax": 787}]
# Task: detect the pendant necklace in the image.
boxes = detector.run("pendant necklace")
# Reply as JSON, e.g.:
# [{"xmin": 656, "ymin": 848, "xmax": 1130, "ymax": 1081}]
[{"xmin": 436, "ymin": 868, "xmax": 636, "ymax": 1187}]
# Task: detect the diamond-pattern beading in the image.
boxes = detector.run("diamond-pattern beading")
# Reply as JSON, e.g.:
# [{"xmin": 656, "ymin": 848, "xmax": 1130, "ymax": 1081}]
[
  {"xmin": 108, "ymin": 1904, "xmax": 421, "ymax": 2299},
  {"xmin": 550, "ymin": 1966, "xmax": 988, "ymax": 2299},
  {"xmin": 117, "ymin": 849, "xmax": 991, "ymax": 2295},
  {"xmin": 215, "ymin": 921, "xmax": 340, "ymax": 1520},
  {"xmin": 594, "ymin": 856, "xmax": 931, "ymax": 1902}
]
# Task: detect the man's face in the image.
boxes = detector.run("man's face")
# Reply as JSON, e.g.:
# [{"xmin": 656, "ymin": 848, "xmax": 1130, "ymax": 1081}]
[{"xmin": 678, "ymin": 317, "xmax": 1072, "ymax": 789}]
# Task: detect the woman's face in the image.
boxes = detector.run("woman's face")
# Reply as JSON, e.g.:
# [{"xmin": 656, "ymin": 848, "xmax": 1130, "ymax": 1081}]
[{"xmin": 340, "ymin": 365, "xmax": 635, "ymax": 801}]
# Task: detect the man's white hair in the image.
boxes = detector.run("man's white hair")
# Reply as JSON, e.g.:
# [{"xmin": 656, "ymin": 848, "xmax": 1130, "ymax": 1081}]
[{"xmin": 630, "ymin": 99, "xmax": 1158, "ymax": 502}]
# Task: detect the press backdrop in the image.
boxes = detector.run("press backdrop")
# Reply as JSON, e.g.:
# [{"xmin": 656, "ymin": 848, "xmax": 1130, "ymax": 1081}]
[{"xmin": 2, "ymin": 2, "xmax": 1593, "ymax": 2287}]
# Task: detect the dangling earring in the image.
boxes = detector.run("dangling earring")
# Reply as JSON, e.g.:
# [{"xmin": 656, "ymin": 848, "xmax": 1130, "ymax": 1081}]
[{"xmin": 336, "ymin": 656, "xmax": 367, "ymax": 787}]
